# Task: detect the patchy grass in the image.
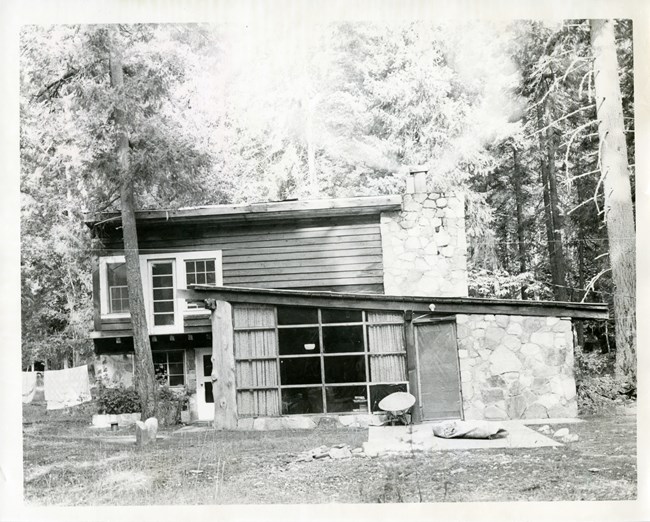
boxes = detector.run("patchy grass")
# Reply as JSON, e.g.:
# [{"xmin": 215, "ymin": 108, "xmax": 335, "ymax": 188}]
[{"xmin": 23, "ymin": 404, "xmax": 636, "ymax": 505}]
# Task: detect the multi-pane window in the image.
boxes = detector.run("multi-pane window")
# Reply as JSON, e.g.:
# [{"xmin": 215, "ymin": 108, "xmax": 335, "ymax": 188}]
[
  {"xmin": 185, "ymin": 259, "xmax": 216, "ymax": 286},
  {"xmin": 153, "ymin": 350, "xmax": 185, "ymax": 386},
  {"xmin": 151, "ymin": 261, "xmax": 175, "ymax": 326},
  {"xmin": 233, "ymin": 305, "xmax": 408, "ymax": 417},
  {"xmin": 185, "ymin": 259, "xmax": 216, "ymax": 309},
  {"xmin": 107, "ymin": 263, "xmax": 129, "ymax": 313}
]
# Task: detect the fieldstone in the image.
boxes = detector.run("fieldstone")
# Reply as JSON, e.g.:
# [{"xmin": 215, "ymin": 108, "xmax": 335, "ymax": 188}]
[
  {"xmin": 538, "ymin": 424, "xmax": 552, "ymax": 434},
  {"xmin": 484, "ymin": 314, "xmax": 496, "ymax": 322},
  {"xmin": 544, "ymin": 349, "xmax": 566, "ymax": 367},
  {"xmin": 523, "ymin": 317, "xmax": 542, "ymax": 332},
  {"xmin": 436, "ymin": 198, "xmax": 448, "ymax": 208},
  {"xmin": 456, "ymin": 324, "xmax": 470, "ymax": 339},
  {"xmin": 435, "ymin": 230, "xmax": 450, "ymax": 247},
  {"xmin": 563, "ymin": 433, "xmax": 579, "ymax": 443},
  {"xmin": 553, "ymin": 319, "xmax": 572, "ymax": 333},
  {"xmin": 329, "ymin": 447, "xmax": 352, "ymax": 460},
  {"xmin": 135, "ymin": 417, "xmax": 158, "ymax": 447},
  {"xmin": 521, "ymin": 343, "xmax": 542, "ymax": 361},
  {"xmin": 441, "ymin": 246, "xmax": 455, "ymax": 257},
  {"xmin": 522, "ymin": 403, "xmax": 548, "ymax": 419},
  {"xmin": 484, "ymin": 405, "xmax": 508, "ymax": 420},
  {"xmin": 537, "ymin": 393, "xmax": 560, "ymax": 409},
  {"xmin": 352, "ymin": 447, "xmax": 364, "ymax": 454},
  {"xmin": 284, "ymin": 416, "xmax": 317, "ymax": 430},
  {"xmin": 461, "ymin": 370, "xmax": 472, "ymax": 382},
  {"xmin": 495, "ymin": 315, "xmax": 509, "ymax": 328},
  {"xmin": 458, "ymin": 349, "xmax": 468, "ymax": 359},
  {"xmin": 506, "ymin": 395, "xmax": 527, "ymax": 419},
  {"xmin": 506, "ymin": 322, "xmax": 523, "ymax": 336},
  {"xmin": 503, "ymin": 335, "xmax": 522, "ymax": 351},
  {"xmin": 561, "ymin": 377, "xmax": 577, "ymax": 400},
  {"xmin": 490, "ymin": 347, "xmax": 522, "ymax": 374},
  {"xmin": 549, "ymin": 376, "xmax": 564, "ymax": 396},
  {"xmin": 487, "ymin": 375, "xmax": 506, "ymax": 387},
  {"xmin": 413, "ymin": 193, "xmax": 427, "ymax": 203},
  {"xmin": 553, "ymin": 428, "xmax": 570, "ymax": 439},
  {"xmin": 546, "ymin": 317, "xmax": 560, "ymax": 327},
  {"xmin": 482, "ymin": 387, "xmax": 505, "ymax": 402},
  {"xmin": 484, "ymin": 326, "xmax": 506, "ymax": 347},
  {"xmin": 530, "ymin": 331, "xmax": 555, "ymax": 348}
]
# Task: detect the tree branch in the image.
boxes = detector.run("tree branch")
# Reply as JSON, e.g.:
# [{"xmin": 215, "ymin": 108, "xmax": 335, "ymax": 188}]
[{"xmin": 581, "ymin": 268, "xmax": 611, "ymax": 303}]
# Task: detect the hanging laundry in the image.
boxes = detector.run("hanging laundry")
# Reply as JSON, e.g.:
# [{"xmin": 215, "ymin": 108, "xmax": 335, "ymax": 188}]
[
  {"xmin": 44, "ymin": 365, "xmax": 92, "ymax": 410},
  {"xmin": 22, "ymin": 372, "xmax": 37, "ymax": 404}
]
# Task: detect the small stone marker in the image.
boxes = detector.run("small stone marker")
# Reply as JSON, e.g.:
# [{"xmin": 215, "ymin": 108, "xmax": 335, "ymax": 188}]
[
  {"xmin": 553, "ymin": 427, "xmax": 570, "ymax": 439},
  {"xmin": 329, "ymin": 446, "xmax": 352, "ymax": 460},
  {"xmin": 135, "ymin": 417, "xmax": 159, "ymax": 447},
  {"xmin": 538, "ymin": 425, "xmax": 552, "ymax": 434}
]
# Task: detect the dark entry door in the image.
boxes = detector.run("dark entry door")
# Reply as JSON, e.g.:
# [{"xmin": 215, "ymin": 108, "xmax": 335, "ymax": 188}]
[{"xmin": 415, "ymin": 320, "xmax": 462, "ymax": 420}]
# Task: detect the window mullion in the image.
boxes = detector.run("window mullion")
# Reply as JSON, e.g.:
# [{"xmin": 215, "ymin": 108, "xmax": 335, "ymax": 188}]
[{"xmin": 318, "ymin": 308, "xmax": 326, "ymax": 414}]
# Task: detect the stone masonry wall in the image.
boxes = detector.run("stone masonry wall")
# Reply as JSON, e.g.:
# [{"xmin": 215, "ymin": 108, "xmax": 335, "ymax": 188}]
[
  {"xmin": 456, "ymin": 314, "xmax": 577, "ymax": 420},
  {"xmin": 94, "ymin": 354, "xmax": 134, "ymax": 387},
  {"xmin": 380, "ymin": 192, "xmax": 468, "ymax": 297}
]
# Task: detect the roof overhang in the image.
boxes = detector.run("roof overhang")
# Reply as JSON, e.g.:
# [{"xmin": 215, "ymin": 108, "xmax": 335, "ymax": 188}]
[
  {"xmin": 178, "ymin": 286, "xmax": 610, "ymax": 320},
  {"xmin": 84, "ymin": 195, "xmax": 403, "ymax": 228}
]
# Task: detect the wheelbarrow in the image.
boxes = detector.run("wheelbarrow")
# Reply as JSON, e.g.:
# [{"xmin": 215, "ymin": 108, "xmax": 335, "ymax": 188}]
[{"xmin": 378, "ymin": 392, "xmax": 416, "ymax": 426}]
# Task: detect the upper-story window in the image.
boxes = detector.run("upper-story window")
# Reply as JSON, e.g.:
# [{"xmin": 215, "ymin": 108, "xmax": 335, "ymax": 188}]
[
  {"xmin": 107, "ymin": 262, "xmax": 129, "ymax": 313},
  {"xmin": 99, "ymin": 251, "xmax": 222, "ymax": 333},
  {"xmin": 185, "ymin": 259, "xmax": 216, "ymax": 310}
]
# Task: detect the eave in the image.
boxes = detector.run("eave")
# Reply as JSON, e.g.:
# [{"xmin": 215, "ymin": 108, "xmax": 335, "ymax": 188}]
[
  {"xmin": 178, "ymin": 286, "xmax": 610, "ymax": 320},
  {"xmin": 84, "ymin": 195, "xmax": 403, "ymax": 229}
]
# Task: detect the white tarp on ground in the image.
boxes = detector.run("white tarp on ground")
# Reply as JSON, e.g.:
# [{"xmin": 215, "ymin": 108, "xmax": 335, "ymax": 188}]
[
  {"xmin": 22, "ymin": 371, "xmax": 37, "ymax": 404},
  {"xmin": 44, "ymin": 365, "xmax": 92, "ymax": 410}
]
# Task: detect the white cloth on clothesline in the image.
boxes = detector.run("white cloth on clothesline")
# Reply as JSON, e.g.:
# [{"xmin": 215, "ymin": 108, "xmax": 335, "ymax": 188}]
[
  {"xmin": 22, "ymin": 372, "xmax": 37, "ymax": 404},
  {"xmin": 44, "ymin": 365, "xmax": 92, "ymax": 410}
]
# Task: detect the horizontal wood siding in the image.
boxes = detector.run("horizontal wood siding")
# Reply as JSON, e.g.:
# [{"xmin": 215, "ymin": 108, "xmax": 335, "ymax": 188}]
[{"xmin": 97, "ymin": 216, "xmax": 385, "ymax": 293}]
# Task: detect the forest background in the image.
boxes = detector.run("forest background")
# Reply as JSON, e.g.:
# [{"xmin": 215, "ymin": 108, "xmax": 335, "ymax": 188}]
[{"xmin": 18, "ymin": 18, "xmax": 636, "ymax": 413}]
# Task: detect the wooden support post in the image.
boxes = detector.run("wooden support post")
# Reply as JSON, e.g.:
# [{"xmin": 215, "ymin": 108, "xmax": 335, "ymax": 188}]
[
  {"xmin": 210, "ymin": 300, "xmax": 237, "ymax": 430},
  {"xmin": 403, "ymin": 310, "xmax": 421, "ymax": 423}
]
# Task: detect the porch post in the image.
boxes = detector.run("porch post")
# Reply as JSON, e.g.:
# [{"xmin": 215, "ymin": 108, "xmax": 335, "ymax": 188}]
[{"xmin": 207, "ymin": 299, "xmax": 238, "ymax": 430}]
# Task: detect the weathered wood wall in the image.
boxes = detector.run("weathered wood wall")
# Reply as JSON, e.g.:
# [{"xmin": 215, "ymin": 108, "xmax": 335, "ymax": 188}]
[{"xmin": 96, "ymin": 216, "xmax": 385, "ymax": 293}]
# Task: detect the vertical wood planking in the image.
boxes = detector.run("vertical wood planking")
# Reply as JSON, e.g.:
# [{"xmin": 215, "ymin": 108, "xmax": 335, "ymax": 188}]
[{"xmin": 211, "ymin": 300, "xmax": 237, "ymax": 429}]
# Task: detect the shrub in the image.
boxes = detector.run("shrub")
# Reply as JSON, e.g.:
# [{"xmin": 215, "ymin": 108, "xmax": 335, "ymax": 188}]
[
  {"xmin": 97, "ymin": 385, "xmax": 141, "ymax": 415},
  {"xmin": 575, "ymin": 349, "xmax": 635, "ymax": 415}
]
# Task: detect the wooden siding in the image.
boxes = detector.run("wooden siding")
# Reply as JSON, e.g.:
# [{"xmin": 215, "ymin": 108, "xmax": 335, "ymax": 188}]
[{"xmin": 96, "ymin": 215, "xmax": 385, "ymax": 294}]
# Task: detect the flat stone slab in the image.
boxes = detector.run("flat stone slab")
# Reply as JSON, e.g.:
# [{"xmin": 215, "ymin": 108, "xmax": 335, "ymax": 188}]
[
  {"xmin": 363, "ymin": 420, "xmax": 562, "ymax": 456},
  {"xmin": 519, "ymin": 417, "xmax": 584, "ymax": 425}
]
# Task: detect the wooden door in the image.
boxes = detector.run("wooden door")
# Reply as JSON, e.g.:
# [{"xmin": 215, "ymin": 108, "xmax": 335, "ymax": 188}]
[
  {"xmin": 195, "ymin": 348, "xmax": 215, "ymax": 421},
  {"xmin": 415, "ymin": 320, "xmax": 462, "ymax": 420}
]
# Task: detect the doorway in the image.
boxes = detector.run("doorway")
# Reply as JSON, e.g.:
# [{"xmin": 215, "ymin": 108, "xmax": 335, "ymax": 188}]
[
  {"xmin": 414, "ymin": 319, "xmax": 463, "ymax": 420},
  {"xmin": 195, "ymin": 348, "xmax": 215, "ymax": 421}
]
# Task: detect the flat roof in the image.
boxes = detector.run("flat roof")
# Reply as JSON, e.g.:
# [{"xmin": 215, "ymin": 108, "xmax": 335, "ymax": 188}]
[
  {"xmin": 178, "ymin": 286, "xmax": 609, "ymax": 320},
  {"xmin": 84, "ymin": 195, "xmax": 402, "ymax": 228}
]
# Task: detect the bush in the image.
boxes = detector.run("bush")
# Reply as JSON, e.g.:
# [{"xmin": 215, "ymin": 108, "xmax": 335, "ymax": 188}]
[
  {"xmin": 97, "ymin": 385, "xmax": 141, "ymax": 414},
  {"xmin": 575, "ymin": 349, "xmax": 635, "ymax": 415},
  {"xmin": 156, "ymin": 385, "xmax": 190, "ymax": 427}
]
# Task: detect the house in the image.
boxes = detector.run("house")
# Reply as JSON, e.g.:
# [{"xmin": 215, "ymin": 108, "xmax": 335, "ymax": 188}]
[{"xmin": 85, "ymin": 170, "xmax": 608, "ymax": 428}]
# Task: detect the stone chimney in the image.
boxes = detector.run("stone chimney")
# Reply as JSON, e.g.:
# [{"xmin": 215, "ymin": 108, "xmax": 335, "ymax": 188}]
[{"xmin": 380, "ymin": 167, "xmax": 468, "ymax": 297}]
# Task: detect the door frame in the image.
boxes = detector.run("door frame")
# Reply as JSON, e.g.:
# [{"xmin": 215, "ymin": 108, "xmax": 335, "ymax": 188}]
[
  {"xmin": 412, "ymin": 316, "xmax": 463, "ymax": 421},
  {"xmin": 195, "ymin": 347, "xmax": 214, "ymax": 421}
]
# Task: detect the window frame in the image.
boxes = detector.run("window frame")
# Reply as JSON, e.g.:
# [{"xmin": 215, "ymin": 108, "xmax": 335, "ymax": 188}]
[
  {"xmin": 152, "ymin": 349, "xmax": 186, "ymax": 387},
  {"xmin": 234, "ymin": 306, "xmax": 409, "ymax": 416},
  {"xmin": 98, "ymin": 250, "xmax": 223, "ymax": 331}
]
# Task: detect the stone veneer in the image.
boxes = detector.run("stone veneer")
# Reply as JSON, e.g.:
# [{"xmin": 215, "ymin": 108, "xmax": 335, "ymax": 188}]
[
  {"xmin": 456, "ymin": 314, "xmax": 578, "ymax": 420},
  {"xmin": 94, "ymin": 354, "xmax": 134, "ymax": 387},
  {"xmin": 380, "ymin": 192, "xmax": 468, "ymax": 297}
]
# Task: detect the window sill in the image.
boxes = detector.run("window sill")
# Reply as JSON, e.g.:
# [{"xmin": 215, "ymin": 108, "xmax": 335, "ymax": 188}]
[{"xmin": 101, "ymin": 313, "xmax": 131, "ymax": 320}]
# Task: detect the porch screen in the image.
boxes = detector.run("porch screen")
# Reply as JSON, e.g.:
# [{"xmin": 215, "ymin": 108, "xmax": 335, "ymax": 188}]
[
  {"xmin": 233, "ymin": 305, "xmax": 280, "ymax": 416},
  {"xmin": 366, "ymin": 311, "xmax": 408, "ymax": 410}
]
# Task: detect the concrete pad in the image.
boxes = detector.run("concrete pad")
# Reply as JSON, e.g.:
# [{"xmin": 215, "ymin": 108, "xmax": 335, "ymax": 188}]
[
  {"xmin": 363, "ymin": 421, "xmax": 562, "ymax": 456},
  {"xmin": 519, "ymin": 417, "xmax": 584, "ymax": 425}
]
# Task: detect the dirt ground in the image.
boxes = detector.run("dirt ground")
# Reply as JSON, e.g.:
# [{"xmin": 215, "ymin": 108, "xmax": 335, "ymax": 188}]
[{"xmin": 22, "ymin": 403, "xmax": 636, "ymax": 505}]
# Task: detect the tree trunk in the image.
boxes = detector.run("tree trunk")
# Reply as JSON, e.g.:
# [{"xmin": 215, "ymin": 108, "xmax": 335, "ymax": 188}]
[
  {"xmin": 511, "ymin": 146, "xmax": 527, "ymax": 300},
  {"xmin": 590, "ymin": 19, "xmax": 636, "ymax": 382},
  {"xmin": 109, "ymin": 28, "xmax": 158, "ymax": 418},
  {"xmin": 546, "ymin": 126, "xmax": 568, "ymax": 301},
  {"xmin": 537, "ymin": 103, "xmax": 568, "ymax": 301}
]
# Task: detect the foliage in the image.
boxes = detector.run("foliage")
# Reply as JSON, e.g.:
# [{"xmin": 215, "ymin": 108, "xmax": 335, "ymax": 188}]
[
  {"xmin": 97, "ymin": 385, "xmax": 141, "ymax": 415},
  {"xmin": 574, "ymin": 348, "xmax": 635, "ymax": 415}
]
